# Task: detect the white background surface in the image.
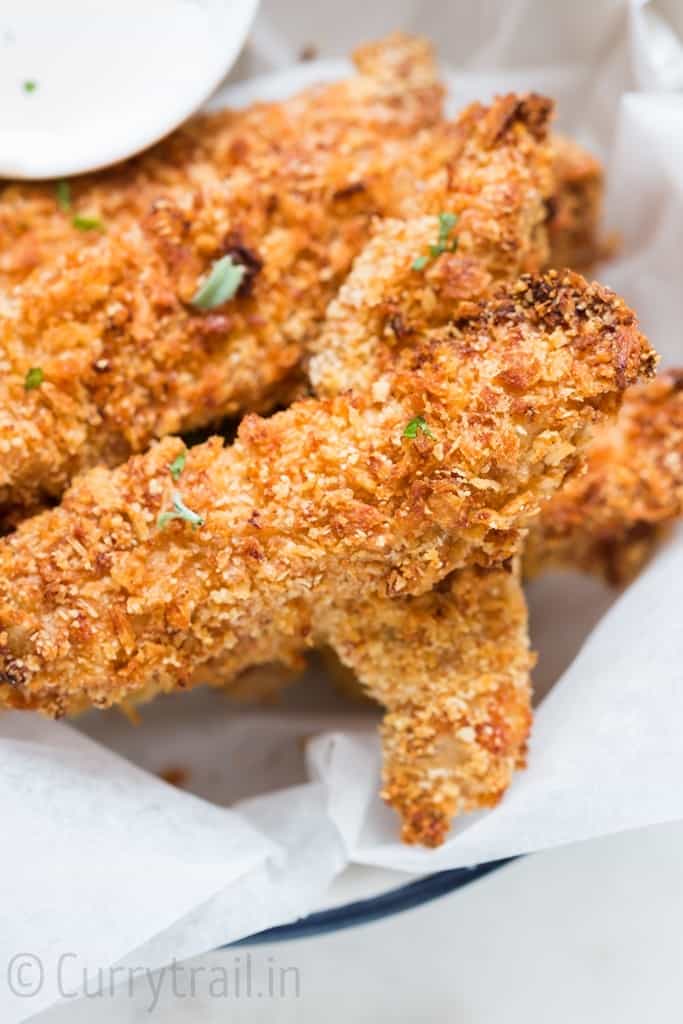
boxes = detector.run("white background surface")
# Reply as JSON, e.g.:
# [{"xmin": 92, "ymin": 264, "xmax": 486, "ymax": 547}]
[{"xmin": 34, "ymin": 823, "xmax": 683, "ymax": 1022}]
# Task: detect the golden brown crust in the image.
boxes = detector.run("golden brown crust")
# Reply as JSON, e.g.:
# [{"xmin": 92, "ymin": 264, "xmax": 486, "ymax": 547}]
[
  {"xmin": 526, "ymin": 370, "xmax": 683, "ymax": 583},
  {"xmin": 0, "ymin": 65, "xmax": 604, "ymax": 531},
  {"xmin": 0, "ymin": 34, "xmax": 444, "ymax": 515},
  {"xmin": 309, "ymin": 96, "xmax": 555, "ymax": 397},
  {"xmin": 0, "ymin": 261, "xmax": 655, "ymax": 842},
  {"xmin": 0, "ymin": 270, "xmax": 652, "ymax": 711},
  {"xmin": 325, "ymin": 563, "xmax": 532, "ymax": 846}
]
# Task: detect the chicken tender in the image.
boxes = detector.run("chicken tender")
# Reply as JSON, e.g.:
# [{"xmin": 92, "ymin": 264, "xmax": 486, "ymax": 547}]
[
  {"xmin": 0, "ymin": 42, "xmax": 601, "ymax": 528},
  {"xmin": 324, "ymin": 561, "xmax": 533, "ymax": 845},
  {"xmin": 309, "ymin": 95, "xmax": 554, "ymax": 397},
  {"xmin": 526, "ymin": 370, "xmax": 683, "ymax": 583},
  {"xmin": 0, "ymin": 33, "xmax": 446, "ymax": 516},
  {"xmin": 0, "ymin": 269, "xmax": 655, "ymax": 843}
]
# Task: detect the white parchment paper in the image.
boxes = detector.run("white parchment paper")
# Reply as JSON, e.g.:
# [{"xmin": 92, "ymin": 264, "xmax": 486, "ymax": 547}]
[{"xmin": 3, "ymin": 1, "xmax": 683, "ymax": 1020}]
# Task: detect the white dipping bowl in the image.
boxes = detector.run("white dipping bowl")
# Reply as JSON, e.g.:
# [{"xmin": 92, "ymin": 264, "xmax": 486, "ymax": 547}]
[{"xmin": 0, "ymin": 0, "xmax": 259, "ymax": 179}]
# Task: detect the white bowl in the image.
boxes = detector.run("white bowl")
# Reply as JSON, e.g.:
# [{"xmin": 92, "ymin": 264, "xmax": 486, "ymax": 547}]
[{"xmin": 0, "ymin": 0, "xmax": 259, "ymax": 179}]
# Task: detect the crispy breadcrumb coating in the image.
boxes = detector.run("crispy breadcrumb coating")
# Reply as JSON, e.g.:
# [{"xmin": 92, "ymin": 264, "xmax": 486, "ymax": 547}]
[
  {"xmin": 283, "ymin": 91, "xmax": 551, "ymax": 833},
  {"xmin": 0, "ymin": 270, "xmax": 655, "ymax": 844},
  {"xmin": 324, "ymin": 561, "xmax": 533, "ymax": 846},
  {"xmin": 309, "ymin": 95, "xmax": 555, "ymax": 397},
  {"xmin": 525, "ymin": 370, "xmax": 683, "ymax": 583},
  {"xmin": 0, "ymin": 45, "xmax": 602, "ymax": 530},
  {"xmin": 0, "ymin": 34, "xmax": 445, "ymax": 515}
]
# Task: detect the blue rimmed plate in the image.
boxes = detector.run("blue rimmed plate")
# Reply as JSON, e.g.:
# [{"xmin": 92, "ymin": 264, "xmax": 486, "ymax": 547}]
[{"xmin": 234, "ymin": 860, "xmax": 513, "ymax": 944}]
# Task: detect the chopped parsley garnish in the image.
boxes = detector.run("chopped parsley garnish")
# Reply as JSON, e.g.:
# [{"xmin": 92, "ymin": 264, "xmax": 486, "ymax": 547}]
[
  {"xmin": 157, "ymin": 492, "xmax": 204, "ymax": 530},
  {"xmin": 24, "ymin": 367, "xmax": 44, "ymax": 391},
  {"xmin": 55, "ymin": 180, "xmax": 71, "ymax": 212},
  {"xmin": 23, "ymin": 80, "xmax": 37, "ymax": 93},
  {"xmin": 412, "ymin": 212, "xmax": 459, "ymax": 271},
  {"xmin": 190, "ymin": 255, "xmax": 245, "ymax": 310},
  {"xmin": 403, "ymin": 415, "xmax": 435, "ymax": 440},
  {"xmin": 168, "ymin": 451, "xmax": 187, "ymax": 482},
  {"xmin": 432, "ymin": 212, "xmax": 458, "ymax": 255},
  {"xmin": 72, "ymin": 214, "xmax": 104, "ymax": 231}
]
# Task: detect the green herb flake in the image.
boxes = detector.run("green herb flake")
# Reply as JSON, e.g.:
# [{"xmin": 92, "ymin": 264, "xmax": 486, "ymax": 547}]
[
  {"xmin": 437, "ymin": 211, "xmax": 458, "ymax": 243},
  {"xmin": 24, "ymin": 367, "xmax": 44, "ymax": 391},
  {"xmin": 168, "ymin": 451, "xmax": 187, "ymax": 482},
  {"xmin": 412, "ymin": 212, "xmax": 459, "ymax": 270},
  {"xmin": 55, "ymin": 180, "xmax": 71, "ymax": 212},
  {"xmin": 190, "ymin": 255, "xmax": 245, "ymax": 310},
  {"xmin": 72, "ymin": 214, "xmax": 104, "ymax": 232},
  {"xmin": 157, "ymin": 492, "xmax": 204, "ymax": 530},
  {"xmin": 403, "ymin": 415, "xmax": 435, "ymax": 440},
  {"xmin": 23, "ymin": 80, "xmax": 37, "ymax": 94}
]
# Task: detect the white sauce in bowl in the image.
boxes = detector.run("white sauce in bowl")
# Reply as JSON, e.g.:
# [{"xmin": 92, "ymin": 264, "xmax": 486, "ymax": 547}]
[{"xmin": 0, "ymin": 0, "xmax": 259, "ymax": 179}]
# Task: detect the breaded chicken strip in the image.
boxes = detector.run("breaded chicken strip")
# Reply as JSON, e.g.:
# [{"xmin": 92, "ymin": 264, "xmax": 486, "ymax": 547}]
[
  {"xmin": 308, "ymin": 200, "xmax": 622, "ymax": 844},
  {"xmin": 309, "ymin": 131, "xmax": 603, "ymax": 402},
  {"xmin": 323, "ymin": 561, "xmax": 533, "ymax": 845},
  {"xmin": 309, "ymin": 94, "xmax": 554, "ymax": 397},
  {"xmin": 0, "ymin": 86, "xmax": 557, "ymax": 521},
  {"xmin": 0, "ymin": 89, "xmax": 556, "ymax": 522},
  {"xmin": 526, "ymin": 370, "xmax": 683, "ymax": 583},
  {"xmin": 0, "ymin": 271, "xmax": 655, "ymax": 843},
  {"xmin": 0, "ymin": 34, "xmax": 447, "ymax": 516},
  {"xmin": 310, "ymin": 199, "xmax": 548, "ymax": 842},
  {"xmin": 227, "ymin": 128, "xmax": 554, "ymax": 825},
  {"xmin": 0, "ymin": 40, "xmax": 601, "ymax": 527}
]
